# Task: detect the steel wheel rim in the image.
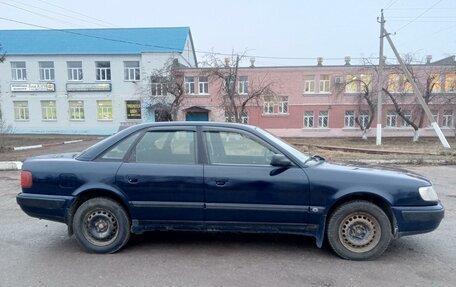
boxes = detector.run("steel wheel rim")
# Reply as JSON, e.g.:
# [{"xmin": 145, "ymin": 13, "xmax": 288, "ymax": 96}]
[
  {"xmin": 338, "ymin": 212, "xmax": 381, "ymax": 253},
  {"xmin": 82, "ymin": 209, "xmax": 119, "ymax": 247}
]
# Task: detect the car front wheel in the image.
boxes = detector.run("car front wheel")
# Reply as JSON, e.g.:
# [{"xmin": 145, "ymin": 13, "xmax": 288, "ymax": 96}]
[
  {"xmin": 73, "ymin": 197, "xmax": 130, "ymax": 254},
  {"xmin": 327, "ymin": 200, "xmax": 392, "ymax": 260}
]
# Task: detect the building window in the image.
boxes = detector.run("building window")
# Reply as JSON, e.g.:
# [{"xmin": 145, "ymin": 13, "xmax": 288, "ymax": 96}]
[
  {"xmin": 359, "ymin": 110, "xmax": 369, "ymax": 129},
  {"xmin": 304, "ymin": 75, "xmax": 315, "ymax": 94},
  {"xmin": 443, "ymin": 111, "xmax": 453, "ymax": 128},
  {"xmin": 39, "ymin": 61, "xmax": 55, "ymax": 81},
  {"xmin": 318, "ymin": 111, "xmax": 329, "ymax": 128},
  {"xmin": 11, "ymin": 62, "xmax": 27, "ymax": 81},
  {"xmin": 96, "ymin": 61, "xmax": 111, "ymax": 81},
  {"xmin": 151, "ymin": 77, "xmax": 166, "ymax": 96},
  {"xmin": 360, "ymin": 74, "xmax": 372, "ymax": 93},
  {"xmin": 304, "ymin": 111, "xmax": 314, "ymax": 128},
  {"xmin": 387, "ymin": 74, "xmax": 400, "ymax": 93},
  {"xmin": 69, "ymin": 100, "xmax": 85, "ymax": 120},
  {"xmin": 386, "ymin": 111, "xmax": 397, "ymax": 128},
  {"xmin": 238, "ymin": 76, "xmax": 249, "ymax": 95},
  {"xmin": 345, "ymin": 75, "xmax": 358, "ymax": 93},
  {"xmin": 444, "ymin": 74, "xmax": 455, "ymax": 92},
  {"xmin": 278, "ymin": 96, "xmax": 288, "ymax": 114},
  {"xmin": 430, "ymin": 74, "xmax": 441, "ymax": 93},
  {"xmin": 344, "ymin": 111, "xmax": 355, "ymax": 127},
  {"xmin": 97, "ymin": 100, "xmax": 113, "ymax": 120},
  {"xmin": 41, "ymin": 100, "xmax": 57, "ymax": 120},
  {"xmin": 67, "ymin": 61, "xmax": 83, "ymax": 81},
  {"xmin": 185, "ymin": 77, "xmax": 195, "ymax": 95},
  {"xmin": 124, "ymin": 61, "xmax": 140, "ymax": 81},
  {"xmin": 319, "ymin": 75, "xmax": 330, "ymax": 93},
  {"xmin": 263, "ymin": 96, "xmax": 274, "ymax": 114},
  {"xmin": 14, "ymin": 101, "xmax": 29, "ymax": 121},
  {"xmin": 225, "ymin": 111, "xmax": 248, "ymax": 124},
  {"xmin": 428, "ymin": 111, "xmax": 439, "ymax": 127},
  {"xmin": 199, "ymin": 76, "xmax": 209, "ymax": 94},
  {"xmin": 402, "ymin": 110, "xmax": 412, "ymax": 127}
]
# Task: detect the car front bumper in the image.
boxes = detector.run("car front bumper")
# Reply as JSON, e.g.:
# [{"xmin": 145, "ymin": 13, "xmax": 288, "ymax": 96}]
[
  {"xmin": 16, "ymin": 193, "xmax": 75, "ymax": 223},
  {"xmin": 392, "ymin": 202, "xmax": 445, "ymax": 237}
]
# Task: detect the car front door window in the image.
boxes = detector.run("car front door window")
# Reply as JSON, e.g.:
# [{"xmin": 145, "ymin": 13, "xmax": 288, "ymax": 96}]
[{"xmin": 205, "ymin": 131, "xmax": 275, "ymax": 165}]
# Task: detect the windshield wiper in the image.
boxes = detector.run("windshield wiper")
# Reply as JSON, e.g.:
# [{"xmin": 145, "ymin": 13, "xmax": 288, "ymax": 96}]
[{"xmin": 303, "ymin": 154, "xmax": 325, "ymax": 165}]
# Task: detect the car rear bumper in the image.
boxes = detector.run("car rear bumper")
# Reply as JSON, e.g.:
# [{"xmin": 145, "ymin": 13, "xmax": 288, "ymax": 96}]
[
  {"xmin": 392, "ymin": 202, "xmax": 445, "ymax": 237},
  {"xmin": 16, "ymin": 193, "xmax": 74, "ymax": 223}
]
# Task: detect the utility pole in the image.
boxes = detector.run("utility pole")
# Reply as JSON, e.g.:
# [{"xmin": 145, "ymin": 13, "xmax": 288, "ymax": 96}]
[
  {"xmin": 383, "ymin": 29, "xmax": 451, "ymax": 149},
  {"xmin": 376, "ymin": 10, "xmax": 385, "ymax": 146}
]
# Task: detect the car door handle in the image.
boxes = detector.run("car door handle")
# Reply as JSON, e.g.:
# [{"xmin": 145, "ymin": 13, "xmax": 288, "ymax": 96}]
[
  {"xmin": 127, "ymin": 176, "xmax": 139, "ymax": 184},
  {"xmin": 215, "ymin": 178, "xmax": 228, "ymax": 186}
]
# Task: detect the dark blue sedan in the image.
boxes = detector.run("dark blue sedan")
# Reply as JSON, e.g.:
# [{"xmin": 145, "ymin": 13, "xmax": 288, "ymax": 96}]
[{"xmin": 16, "ymin": 122, "xmax": 444, "ymax": 260}]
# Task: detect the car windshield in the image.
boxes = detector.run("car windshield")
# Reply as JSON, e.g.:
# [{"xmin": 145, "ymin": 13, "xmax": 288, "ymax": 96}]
[{"xmin": 254, "ymin": 127, "xmax": 311, "ymax": 164}]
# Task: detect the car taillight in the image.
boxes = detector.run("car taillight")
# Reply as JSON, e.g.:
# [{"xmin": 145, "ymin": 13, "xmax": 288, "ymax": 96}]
[{"xmin": 21, "ymin": 171, "xmax": 33, "ymax": 188}]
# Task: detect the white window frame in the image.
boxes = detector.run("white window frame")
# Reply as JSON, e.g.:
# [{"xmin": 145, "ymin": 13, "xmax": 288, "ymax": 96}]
[
  {"xmin": 359, "ymin": 111, "xmax": 369, "ymax": 129},
  {"xmin": 69, "ymin": 100, "xmax": 85, "ymax": 120},
  {"xmin": 444, "ymin": 74, "xmax": 456, "ymax": 93},
  {"xmin": 96, "ymin": 61, "xmax": 111, "ymax": 81},
  {"xmin": 97, "ymin": 100, "xmax": 113, "ymax": 121},
  {"xmin": 263, "ymin": 97, "xmax": 274, "ymax": 114},
  {"xmin": 199, "ymin": 76, "xmax": 209, "ymax": 95},
  {"xmin": 304, "ymin": 111, "xmax": 314, "ymax": 128},
  {"xmin": 401, "ymin": 110, "xmax": 412, "ymax": 128},
  {"xmin": 319, "ymin": 75, "xmax": 330, "ymax": 93},
  {"xmin": 185, "ymin": 77, "xmax": 195, "ymax": 95},
  {"xmin": 14, "ymin": 101, "xmax": 29, "ymax": 121},
  {"xmin": 278, "ymin": 96, "xmax": 288, "ymax": 114},
  {"xmin": 238, "ymin": 76, "xmax": 249, "ymax": 95},
  {"xmin": 443, "ymin": 111, "xmax": 454, "ymax": 128},
  {"xmin": 345, "ymin": 75, "xmax": 358, "ymax": 93},
  {"xmin": 124, "ymin": 61, "xmax": 140, "ymax": 81},
  {"xmin": 67, "ymin": 61, "xmax": 83, "ymax": 81},
  {"xmin": 428, "ymin": 111, "xmax": 439, "ymax": 127},
  {"xmin": 11, "ymin": 62, "xmax": 27, "ymax": 81},
  {"xmin": 41, "ymin": 100, "xmax": 57, "ymax": 121},
  {"xmin": 318, "ymin": 110, "xmax": 329, "ymax": 128},
  {"xmin": 386, "ymin": 111, "xmax": 398, "ymax": 128},
  {"xmin": 39, "ymin": 61, "xmax": 55, "ymax": 81},
  {"xmin": 344, "ymin": 111, "xmax": 355, "ymax": 128},
  {"xmin": 304, "ymin": 77, "xmax": 315, "ymax": 94}
]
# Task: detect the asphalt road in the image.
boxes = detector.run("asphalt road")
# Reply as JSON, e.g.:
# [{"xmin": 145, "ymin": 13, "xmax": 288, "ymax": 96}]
[{"xmin": 0, "ymin": 166, "xmax": 455, "ymax": 287}]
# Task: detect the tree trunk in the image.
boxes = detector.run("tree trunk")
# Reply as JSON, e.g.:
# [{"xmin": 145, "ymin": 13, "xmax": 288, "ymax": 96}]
[
  {"xmin": 362, "ymin": 129, "xmax": 368, "ymax": 141},
  {"xmin": 413, "ymin": 129, "xmax": 420, "ymax": 142}
]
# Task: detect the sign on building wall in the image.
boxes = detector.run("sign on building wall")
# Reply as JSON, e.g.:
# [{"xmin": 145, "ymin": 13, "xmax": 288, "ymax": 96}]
[
  {"xmin": 126, "ymin": 100, "xmax": 142, "ymax": 119},
  {"xmin": 10, "ymin": 83, "xmax": 55, "ymax": 92},
  {"xmin": 66, "ymin": 83, "xmax": 112, "ymax": 92}
]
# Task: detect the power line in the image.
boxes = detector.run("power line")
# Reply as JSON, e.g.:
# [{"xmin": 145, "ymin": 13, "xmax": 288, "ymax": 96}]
[
  {"xmin": 6, "ymin": 0, "xmax": 110, "ymax": 28},
  {"xmin": 0, "ymin": 16, "xmax": 379, "ymax": 62},
  {"xmin": 0, "ymin": 1, "xmax": 81, "ymax": 26},
  {"xmin": 33, "ymin": 0, "xmax": 118, "ymax": 28},
  {"xmin": 395, "ymin": 0, "xmax": 444, "ymax": 33},
  {"xmin": 384, "ymin": 0, "xmax": 400, "ymax": 10}
]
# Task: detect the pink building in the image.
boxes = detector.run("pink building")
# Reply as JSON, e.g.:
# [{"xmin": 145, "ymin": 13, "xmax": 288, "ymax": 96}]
[{"xmin": 176, "ymin": 56, "xmax": 455, "ymax": 138}]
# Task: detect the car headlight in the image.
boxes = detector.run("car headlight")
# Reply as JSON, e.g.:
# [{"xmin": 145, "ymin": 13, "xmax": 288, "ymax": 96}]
[{"xmin": 419, "ymin": 186, "xmax": 439, "ymax": 202}]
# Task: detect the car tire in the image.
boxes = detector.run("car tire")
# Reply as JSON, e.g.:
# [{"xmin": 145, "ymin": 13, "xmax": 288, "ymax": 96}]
[
  {"xmin": 327, "ymin": 200, "xmax": 392, "ymax": 260},
  {"xmin": 73, "ymin": 197, "xmax": 130, "ymax": 254}
]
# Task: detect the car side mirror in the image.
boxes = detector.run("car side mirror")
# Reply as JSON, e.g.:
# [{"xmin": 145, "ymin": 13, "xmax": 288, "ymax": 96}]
[{"xmin": 270, "ymin": 154, "xmax": 292, "ymax": 167}]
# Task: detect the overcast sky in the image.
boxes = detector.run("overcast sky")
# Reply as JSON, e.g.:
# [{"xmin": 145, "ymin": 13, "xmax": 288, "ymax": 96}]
[{"xmin": 0, "ymin": 0, "xmax": 455, "ymax": 66}]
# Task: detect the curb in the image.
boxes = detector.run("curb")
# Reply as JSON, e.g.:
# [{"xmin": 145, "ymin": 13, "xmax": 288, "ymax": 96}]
[
  {"xmin": 0, "ymin": 161, "xmax": 23, "ymax": 171},
  {"xmin": 13, "ymin": 139, "xmax": 86, "ymax": 151}
]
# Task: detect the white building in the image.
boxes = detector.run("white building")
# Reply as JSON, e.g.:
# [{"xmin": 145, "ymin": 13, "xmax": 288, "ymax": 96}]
[{"xmin": 0, "ymin": 27, "xmax": 197, "ymax": 134}]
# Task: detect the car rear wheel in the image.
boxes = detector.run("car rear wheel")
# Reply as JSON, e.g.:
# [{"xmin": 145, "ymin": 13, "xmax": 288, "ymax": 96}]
[
  {"xmin": 327, "ymin": 200, "xmax": 392, "ymax": 260},
  {"xmin": 73, "ymin": 197, "xmax": 130, "ymax": 254}
]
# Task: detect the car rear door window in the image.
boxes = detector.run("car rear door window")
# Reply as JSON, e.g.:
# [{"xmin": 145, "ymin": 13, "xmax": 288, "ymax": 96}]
[
  {"xmin": 131, "ymin": 131, "xmax": 196, "ymax": 164},
  {"xmin": 100, "ymin": 132, "xmax": 140, "ymax": 161}
]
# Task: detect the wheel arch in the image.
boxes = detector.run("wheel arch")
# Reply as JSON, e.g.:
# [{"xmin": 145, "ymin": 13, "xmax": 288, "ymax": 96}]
[
  {"xmin": 316, "ymin": 191, "xmax": 397, "ymax": 248},
  {"xmin": 66, "ymin": 187, "xmax": 131, "ymax": 236}
]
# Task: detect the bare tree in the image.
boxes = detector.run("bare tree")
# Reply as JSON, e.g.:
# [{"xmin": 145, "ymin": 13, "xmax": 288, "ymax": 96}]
[
  {"xmin": 382, "ymin": 55, "xmax": 453, "ymax": 142},
  {"xmin": 145, "ymin": 59, "xmax": 185, "ymax": 121},
  {"xmin": 201, "ymin": 53, "xmax": 274, "ymax": 123}
]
